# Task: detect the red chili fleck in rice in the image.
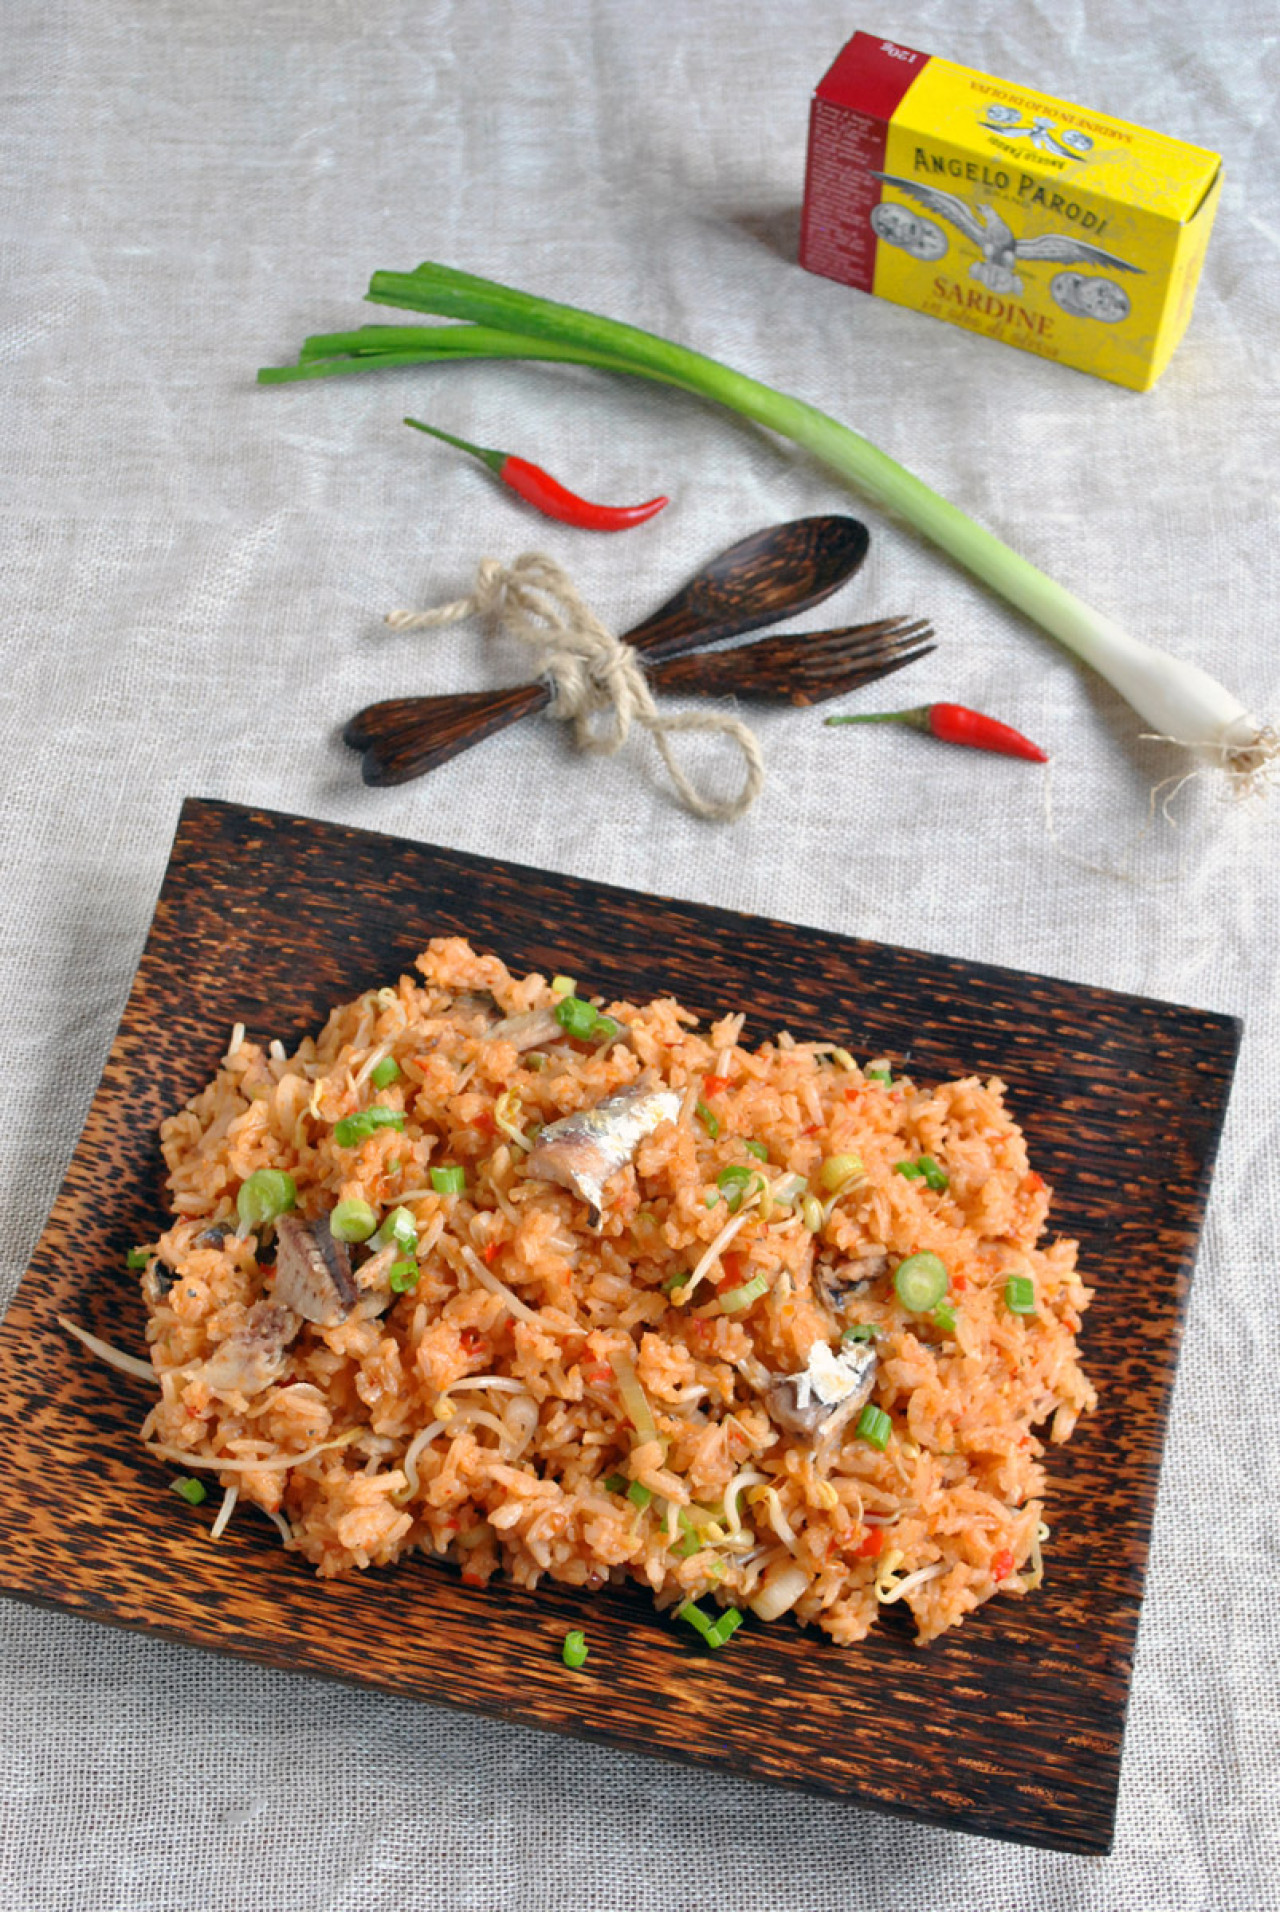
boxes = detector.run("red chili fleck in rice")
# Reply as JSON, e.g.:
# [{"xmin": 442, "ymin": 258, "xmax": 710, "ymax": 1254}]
[{"xmin": 125, "ymin": 937, "xmax": 1095, "ymax": 1646}]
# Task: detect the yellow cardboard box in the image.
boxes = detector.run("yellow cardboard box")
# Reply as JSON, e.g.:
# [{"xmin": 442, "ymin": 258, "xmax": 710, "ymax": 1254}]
[{"xmin": 800, "ymin": 33, "xmax": 1222, "ymax": 390}]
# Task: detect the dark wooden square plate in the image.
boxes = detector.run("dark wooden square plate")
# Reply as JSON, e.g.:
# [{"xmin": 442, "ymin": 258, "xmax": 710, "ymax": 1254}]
[{"xmin": 0, "ymin": 798, "xmax": 1240, "ymax": 1854}]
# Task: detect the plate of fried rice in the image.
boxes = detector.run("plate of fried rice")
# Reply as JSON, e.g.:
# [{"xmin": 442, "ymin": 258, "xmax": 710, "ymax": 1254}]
[{"xmin": 0, "ymin": 800, "xmax": 1240, "ymax": 1854}]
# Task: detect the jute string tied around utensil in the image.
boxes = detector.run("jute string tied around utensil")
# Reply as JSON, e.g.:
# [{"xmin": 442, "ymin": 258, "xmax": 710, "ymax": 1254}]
[{"xmin": 386, "ymin": 553, "xmax": 766, "ymax": 822}]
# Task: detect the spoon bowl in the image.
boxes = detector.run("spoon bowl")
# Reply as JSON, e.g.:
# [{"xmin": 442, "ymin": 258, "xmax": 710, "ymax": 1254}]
[{"xmin": 346, "ymin": 515, "xmax": 869, "ymax": 785}]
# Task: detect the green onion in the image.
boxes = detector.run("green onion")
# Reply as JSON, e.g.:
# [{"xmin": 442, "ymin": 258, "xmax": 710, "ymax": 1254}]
[
  {"xmin": 918, "ymin": 1155, "xmax": 949, "ymax": 1192},
  {"xmin": 626, "ymin": 1481, "xmax": 653, "ymax": 1509},
  {"xmin": 1005, "ymin": 1275, "xmax": 1037, "ymax": 1315},
  {"xmin": 866, "ymin": 1068, "xmax": 892, "ymax": 1086},
  {"xmin": 800, "ymin": 1194, "xmax": 824, "ymax": 1233},
  {"xmin": 278, "ymin": 263, "xmax": 1270, "ymax": 784},
  {"xmin": 388, "ymin": 1260, "xmax": 420, "ymax": 1292},
  {"xmin": 708, "ymin": 1608, "xmax": 744, "ymax": 1647},
  {"xmin": 744, "ymin": 1140, "xmax": 769, "ymax": 1162},
  {"xmin": 894, "ymin": 1160, "xmax": 924, "ymax": 1181},
  {"xmin": 718, "ymin": 1271, "xmax": 770, "ymax": 1314},
  {"xmin": 673, "ymin": 1512, "xmax": 703, "ymax": 1558},
  {"xmin": 841, "ymin": 1323, "xmax": 880, "ymax": 1343},
  {"xmin": 376, "ymin": 1205, "xmax": 418, "ymax": 1252},
  {"xmin": 334, "ymin": 1107, "xmax": 406, "ymax": 1147},
  {"xmin": 430, "ymin": 1165, "xmax": 466, "ymax": 1195},
  {"xmin": 330, "ymin": 1198, "xmax": 378, "ymax": 1243},
  {"xmin": 553, "ymin": 994, "xmax": 599, "ymax": 1039},
  {"xmin": 562, "ymin": 1629, "xmax": 589, "ymax": 1669},
  {"xmin": 171, "ymin": 1476, "xmax": 207, "ymax": 1506},
  {"xmin": 856, "ymin": 1404, "xmax": 893, "ymax": 1450},
  {"xmin": 235, "ymin": 1168, "xmax": 297, "ymax": 1234},
  {"xmin": 602, "ymin": 1473, "xmax": 628, "ymax": 1494},
  {"xmin": 592, "ymin": 1015, "xmax": 620, "ymax": 1043},
  {"xmin": 931, "ymin": 1299, "xmax": 958, "ymax": 1334},
  {"xmin": 819, "ymin": 1153, "xmax": 863, "ymax": 1191},
  {"xmin": 676, "ymin": 1600, "xmax": 744, "ymax": 1648},
  {"xmin": 369, "ymin": 1055, "xmax": 402, "ymax": 1089},
  {"xmin": 695, "ymin": 1099, "xmax": 720, "ymax": 1140},
  {"xmin": 126, "ymin": 1247, "xmax": 150, "ymax": 1270},
  {"xmin": 551, "ymin": 974, "xmax": 576, "ymax": 998},
  {"xmin": 715, "ymin": 1164, "xmax": 754, "ymax": 1212},
  {"xmin": 894, "ymin": 1252, "xmax": 948, "ymax": 1313}
]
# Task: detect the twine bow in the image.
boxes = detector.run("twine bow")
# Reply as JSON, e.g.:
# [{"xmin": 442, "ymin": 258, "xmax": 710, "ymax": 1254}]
[{"xmin": 386, "ymin": 554, "xmax": 766, "ymax": 822}]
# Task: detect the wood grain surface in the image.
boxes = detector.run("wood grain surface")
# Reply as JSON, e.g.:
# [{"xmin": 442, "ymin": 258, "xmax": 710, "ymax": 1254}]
[{"xmin": 0, "ymin": 798, "xmax": 1241, "ymax": 1854}]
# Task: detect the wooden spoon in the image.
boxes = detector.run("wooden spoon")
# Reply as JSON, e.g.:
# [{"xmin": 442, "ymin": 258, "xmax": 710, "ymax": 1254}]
[{"xmin": 345, "ymin": 515, "xmax": 869, "ymax": 785}]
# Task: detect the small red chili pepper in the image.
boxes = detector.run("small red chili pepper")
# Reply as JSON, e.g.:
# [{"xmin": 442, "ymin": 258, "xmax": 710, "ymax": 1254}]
[
  {"xmin": 991, "ymin": 1548, "xmax": 1016, "ymax": 1581},
  {"xmin": 404, "ymin": 417, "xmax": 668, "ymax": 531},
  {"xmin": 825, "ymin": 702, "xmax": 1048, "ymax": 762},
  {"xmin": 702, "ymin": 1074, "xmax": 730, "ymax": 1097},
  {"xmin": 851, "ymin": 1528, "xmax": 885, "ymax": 1560}
]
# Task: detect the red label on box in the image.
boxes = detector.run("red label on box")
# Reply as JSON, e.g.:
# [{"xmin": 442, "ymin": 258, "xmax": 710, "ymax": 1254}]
[{"xmin": 799, "ymin": 34, "xmax": 929, "ymax": 292}]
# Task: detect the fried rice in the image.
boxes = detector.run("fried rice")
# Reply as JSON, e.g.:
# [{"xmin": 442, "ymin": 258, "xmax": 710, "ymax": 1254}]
[{"xmin": 121, "ymin": 936, "xmax": 1095, "ymax": 1646}]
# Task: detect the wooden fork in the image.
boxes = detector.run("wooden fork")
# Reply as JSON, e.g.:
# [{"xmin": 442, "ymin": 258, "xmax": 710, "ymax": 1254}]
[{"xmin": 646, "ymin": 616, "xmax": 934, "ymax": 706}]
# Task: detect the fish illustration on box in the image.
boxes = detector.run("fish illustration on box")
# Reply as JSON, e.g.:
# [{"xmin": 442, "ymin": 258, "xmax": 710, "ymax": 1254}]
[{"xmin": 870, "ymin": 171, "xmax": 1143, "ymax": 299}]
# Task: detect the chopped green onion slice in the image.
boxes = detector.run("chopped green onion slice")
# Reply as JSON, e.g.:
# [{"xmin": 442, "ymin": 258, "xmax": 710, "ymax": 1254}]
[
  {"xmin": 236, "ymin": 1168, "xmax": 297, "ymax": 1234},
  {"xmin": 676, "ymin": 1600, "xmax": 744, "ymax": 1648},
  {"xmin": 841, "ymin": 1323, "xmax": 880, "ymax": 1343},
  {"xmin": 744, "ymin": 1140, "xmax": 769, "ymax": 1162},
  {"xmin": 695, "ymin": 1099, "xmax": 720, "ymax": 1140},
  {"xmin": 377, "ymin": 1205, "xmax": 418, "ymax": 1252},
  {"xmin": 1005, "ymin": 1275, "xmax": 1037, "ymax": 1315},
  {"xmin": 592, "ymin": 1015, "xmax": 620, "ymax": 1042},
  {"xmin": 708, "ymin": 1608, "xmax": 744, "ymax": 1647},
  {"xmin": 550, "ymin": 975, "xmax": 576, "ymax": 998},
  {"xmin": 820, "ymin": 1152, "xmax": 864, "ymax": 1191},
  {"xmin": 866, "ymin": 1068, "xmax": 892, "ymax": 1085},
  {"xmin": 918, "ymin": 1154, "xmax": 949, "ymax": 1192},
  {"xmin": 126, "ymin": 1247, "xmax": 150, "ymax": 1270},
  {"xmin": 369, "ymin": 1054, "xmax": 402, "ymax": 1089},
  {"xmin": 719, "ymin": 1271, "xmax": 770, "ymax": 1314},
  {"xmin": 333, "ymin": 1107, "xmax": 406, "ymax": 1147},
  {"xmin": 894, "ymin": 1159, "xmax": 925, "ymax": 1181},
  {"xmin": 171, "ymin": 1476, "xmax": 207, "ymax": 1506},
  {"xmin": 673, "ymin": 1513, "xmax": 702, "ymax": 1558},
  {"xmin": 330, "ymin": 1198, "xmax": 378, "ymax": 1243},
  {"xmin": 602, "ymin": 1473, "xmax": 627, "ymax": 1494},
  {"xmin": 430, "ymin": 1165, "xmax": 466, "ymax": 1195},
  {"xmin": 716, "ymin": 1164, "xmax": 753, "ymax": 1212},
  {"xmin": 562, "ymin": 1629, "xmax": 589, "ymax": 1669},
  {"xmin": 894, "ymin": 1252, "xmax": 948, "ymax": 1313},
  {"xmin": 388, "ymin": 1260, "xmax": 419, "ymax": 1292},
  {"xmin": 553, "ymin": 994, "xmax": 599, "ymax": 1039},
  {"xmin": 626, "ymin": 1481, "xmax": 653, "ymax": 1509},
  {"xmin": 856, "ymin": 1404, "xmax": 893, "ymax": 1450},
  {"xmin": 931, "ymin": 1299, "xmax": 957, "ymax": 1334}
]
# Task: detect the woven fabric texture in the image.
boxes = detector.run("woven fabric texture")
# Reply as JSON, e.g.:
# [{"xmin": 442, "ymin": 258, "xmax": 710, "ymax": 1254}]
[{"xmin": 2, "ymin": 1, "xmax": 1277, "ymax": 1907}]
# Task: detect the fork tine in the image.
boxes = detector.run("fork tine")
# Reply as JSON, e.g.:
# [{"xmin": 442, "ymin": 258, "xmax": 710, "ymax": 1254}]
[{"xmin": 786, "ymin": 642, "xmax": 936, "ymax": 706}]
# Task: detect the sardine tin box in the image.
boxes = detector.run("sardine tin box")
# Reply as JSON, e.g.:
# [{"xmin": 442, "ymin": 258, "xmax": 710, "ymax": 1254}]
[{"xmin": 799, "ymin": 32, "xmax": 1222, "ymax": 391}]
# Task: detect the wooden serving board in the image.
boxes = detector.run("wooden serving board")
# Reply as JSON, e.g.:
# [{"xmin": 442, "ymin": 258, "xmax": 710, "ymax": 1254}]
[{"xmin": 0, "ymin": 798, "xmax": 1241, "ymax": 1854}]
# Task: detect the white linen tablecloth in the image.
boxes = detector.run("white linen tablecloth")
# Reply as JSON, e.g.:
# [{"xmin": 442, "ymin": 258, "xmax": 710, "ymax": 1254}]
[{"xmin": 2, "ymin": 3, "xmax": 1277, "ymax": 1907}]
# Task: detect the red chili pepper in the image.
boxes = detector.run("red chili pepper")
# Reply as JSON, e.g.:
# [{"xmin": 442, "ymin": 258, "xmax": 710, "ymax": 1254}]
[
  {"xmin": 852, "ymin": 1528, "xmax": 885, "ymax": 1560},
  {"xmin": 703, "ymin": 1075, "xmax": 730, "ymax": 1097},
  {"xmin": 992, "ymin": 1548, "xmax": 1015, "ymax": 1580},
  {"xmin": 404, "ymin": 417, "xmax": 668, "ymax": 531},
  {"xmin": 826, "ymin": 702, "xmax": 1048, "ymax": 762}
]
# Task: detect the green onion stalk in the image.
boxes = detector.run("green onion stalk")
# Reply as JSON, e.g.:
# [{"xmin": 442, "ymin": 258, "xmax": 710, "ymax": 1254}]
[{"xmin": 260, "ymin": 261, "xmax": 1272, "ymax": 784}]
